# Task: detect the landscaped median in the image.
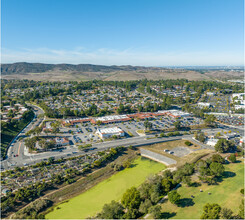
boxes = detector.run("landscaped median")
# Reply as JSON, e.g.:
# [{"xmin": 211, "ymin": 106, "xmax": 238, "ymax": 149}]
[{"xmin": 45, "ymin": 157, "xmax": 166, "ymax": 219}]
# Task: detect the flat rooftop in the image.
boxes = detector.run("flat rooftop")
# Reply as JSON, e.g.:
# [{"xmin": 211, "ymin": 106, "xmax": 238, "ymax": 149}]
[{"xmin": 97, "ymin": 126, "xmax": 124, "ymax": 134}]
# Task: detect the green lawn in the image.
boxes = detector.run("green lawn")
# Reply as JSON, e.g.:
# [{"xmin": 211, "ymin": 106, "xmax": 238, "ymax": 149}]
[
  {"xmin": 159, "ymin": 160, "xmax": 244, "ymax": 219},
  {"xmin": 46, "ymin": 157, "xmax": 166, "ymax": 219}
]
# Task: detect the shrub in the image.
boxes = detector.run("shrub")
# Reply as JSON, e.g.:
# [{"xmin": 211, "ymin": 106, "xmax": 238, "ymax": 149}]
[
  {"xmin": 240, "ymin": 189, "xmax": 244, "ymax": 195},
  {"xmin": 228, "ymin": 154, "xmax": 236, "ymax": 163},
  {"xmin": 185, "ymin": 141, "xmax": 192, "ymax": 146}
]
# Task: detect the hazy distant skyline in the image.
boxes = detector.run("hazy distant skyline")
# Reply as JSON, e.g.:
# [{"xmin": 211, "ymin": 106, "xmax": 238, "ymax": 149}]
[{"xmin": 2, "ymin": 0, "xmax": 244, "ymax": 66}]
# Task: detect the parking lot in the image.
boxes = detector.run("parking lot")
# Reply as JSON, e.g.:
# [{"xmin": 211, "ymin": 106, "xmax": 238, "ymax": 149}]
[
  {"xmin": 216, "ymin": 115, "xmax": 244, "ymax": 126},
  {"xmin": 57, "ymin": 115, "xmax": 203, "ymax": 146}
]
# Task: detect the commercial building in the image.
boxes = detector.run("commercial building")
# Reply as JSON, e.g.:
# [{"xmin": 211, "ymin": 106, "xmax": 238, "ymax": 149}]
[
  {"xmin": 157, "ymin": 110, "xmax": 190, "ymax": 118},
  {"xmin": 96, "ymin": 127, "xmax": 125, "ymax": 139},
  {"xmin": 91, "ymin": 115, "xmax": 131, "ymax": 124},
  {"xmin": 62, "ymin": 118, "xmax": 92, "ymax": 126},
  {"xmin": 55, "ymin": 137, "xmax": 70, "ymax": 147},
  {"xmin": 127, "ymin": 112, "xmax": 155, "ymax": 120}
]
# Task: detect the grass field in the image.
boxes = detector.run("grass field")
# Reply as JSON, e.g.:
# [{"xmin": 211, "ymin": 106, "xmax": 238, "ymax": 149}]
[
  {"xmin": 158, "ymin": 160, "xmax": 244, "ymax": 219},
  {"xmin": 46, "ymin": 157, "xmax": 166, "ymax": 219}
]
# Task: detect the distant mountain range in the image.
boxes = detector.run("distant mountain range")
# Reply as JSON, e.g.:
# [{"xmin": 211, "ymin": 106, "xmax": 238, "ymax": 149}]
[
  {"xmin": 1, "ymin": 62, "xmax": 162, "ymax": 75},
  {"xmin": 1, "ymin": 62, "xmax": 243, "ymax": 81}
]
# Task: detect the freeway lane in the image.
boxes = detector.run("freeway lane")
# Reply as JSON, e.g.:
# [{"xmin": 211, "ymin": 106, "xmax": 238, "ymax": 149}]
[{"xmin": 1, "ymin": 132, "xmax": 214, "ymax": 169}]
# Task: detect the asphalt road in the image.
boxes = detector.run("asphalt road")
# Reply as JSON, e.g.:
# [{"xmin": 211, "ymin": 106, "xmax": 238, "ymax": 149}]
[
  {"xmin": 1, "ymin": 104, "xmax": 45, "ymax": 170},
  {"xmin": 1, "ymin": 107, "xmax": 242, "ymax": 171}
]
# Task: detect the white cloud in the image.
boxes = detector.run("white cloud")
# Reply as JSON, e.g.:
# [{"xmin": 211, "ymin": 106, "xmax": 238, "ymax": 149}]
[{"xmin": 1, "ymin": 47, "xmax": 243, "ymax": 66}]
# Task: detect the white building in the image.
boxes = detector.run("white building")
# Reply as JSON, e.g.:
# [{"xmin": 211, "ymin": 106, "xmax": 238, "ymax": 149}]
[
  {"xmin": 93, "ymin": 115, "xmax": 130, "ymax": 124},
  {"xmin": 206, "ymin": 138, "xmax": 218, "ymax": 147},
  {"xmin": 197, "ymin": 102, "xmax": 211, "ymax": 108},
  {"xmin": 55, "ymin": 137, "xmax": 69, "ymax": 147},
  {"xmin": 158, "ymin": 110, "xmax": 190, "ymax": 118},
  {"xmin": 168, "ymin": 110, "xmax": 190, "ymax": 117},
  {"xmin": 96, "ymin": 127, "xmax": 125, "ymax": 139}
]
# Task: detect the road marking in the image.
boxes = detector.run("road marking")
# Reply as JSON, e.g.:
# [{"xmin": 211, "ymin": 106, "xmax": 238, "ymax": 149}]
[{"xmin": 18, "ymin": 142, "xmax": 21, "ymax": 155}]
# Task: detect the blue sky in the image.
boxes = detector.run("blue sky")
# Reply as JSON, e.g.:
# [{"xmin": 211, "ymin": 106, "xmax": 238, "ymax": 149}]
[{"xmin": 1, "ymin": 0, "xmax": 244, "ymax": 66}]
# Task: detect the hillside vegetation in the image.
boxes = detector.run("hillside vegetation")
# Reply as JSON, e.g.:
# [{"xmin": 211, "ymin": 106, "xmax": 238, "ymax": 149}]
[{"xmin": 2, "ymin": 62, "xmax": 242, "ymax": 81}]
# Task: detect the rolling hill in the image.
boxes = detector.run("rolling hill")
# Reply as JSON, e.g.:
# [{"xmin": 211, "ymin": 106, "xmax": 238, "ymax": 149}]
[{"xmin": 1, "ymin": 62, "xmax": 242, "ymax": 81}]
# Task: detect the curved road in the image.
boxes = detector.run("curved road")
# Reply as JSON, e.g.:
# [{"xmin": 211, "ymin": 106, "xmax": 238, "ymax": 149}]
[{"xmin": 1, "ymin": 104, "xmax": 45, "ymax": 170}]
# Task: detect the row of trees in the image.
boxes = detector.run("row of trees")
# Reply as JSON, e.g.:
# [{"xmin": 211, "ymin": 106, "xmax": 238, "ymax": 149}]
[{"xmin": 201, "ymin": 200, "xmax": 244, "ymax": 219}]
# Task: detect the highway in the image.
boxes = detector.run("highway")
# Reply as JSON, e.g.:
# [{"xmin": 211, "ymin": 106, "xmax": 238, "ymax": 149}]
[{"xmin": 1, "ymin": 106, "xmax": 243, "ymax": 170}]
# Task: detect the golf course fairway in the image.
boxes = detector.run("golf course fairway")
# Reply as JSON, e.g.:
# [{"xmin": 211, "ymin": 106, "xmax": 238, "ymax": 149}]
[{"xmin": 46, "ymin": 157, "xmax": 166, "ymax": 219}]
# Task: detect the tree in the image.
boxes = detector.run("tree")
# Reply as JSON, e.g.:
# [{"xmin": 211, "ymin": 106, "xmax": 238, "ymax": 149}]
[
  {"xmin": 214, "ymin": 139, "xmax": 235, "ymax": 153},
  {"xmin": 228, "ymin": 154, "xmax": 236, "ymax": 163},
  {"xmin": 161, "ymin": 179, "xmax": 172, "ymax": 193},
  {"xmin": 150, "ymin": 191, "xmax": 160, "ymax": 204},
  {"xmin": 121, "ymin": 187, "xmax": 141, "ymax": 209},
  {"xmin": 139, "ymin": 183, "xmax": 151, "ymax": 200},
  {"xmin": 173, "ymin": 120, "xmax": 181, "ymax": 130},
  {"xmin": 200, "ymin": 203, "xmax": 221, "ymax": 219},
  {"xmin": 149, "ymin": 205, "xmax": 162, "ymax": 219},
  {"xmin": 194, "ymin": 131, "xmax": 206, "ymax": 143},
  {"xmin": 38, "ymin": 139, "xmax": 47, "ymax": 150},
  {"xmin": 210, "ymin": 162, "xmax": 225, "ymax": 177},
  {"xmin": 123, "ymin": 160, "xmax": 131, "ymax": 168},
  {"xmin": 35, "ymin": 127, "xmax": 42, "ymax": 136},
  {"xmin": 160, "ymin": 132, "xmax": 165, "ymax": 137},
  {"xmin": 25, "ymin": 138, "xmax": 36, "ymax": 150},
  {"xmin": 97, "ymin": 200, "xmax": 124, "ymax": 219},
  {"xmin": 211, "ymin": 154, "xmax": 225, "ymax": 164},
  {"xmin": 139, "ymin": 199, "xmax": 152, "ymax": 214},
  {"xmin": 144, "ymin": 120, "xmax": 153, "ymax": 131},
  {"xmin": 52, "ymin": 127, "xmax": 60, "ymax": 136},
  {"xmin": 7, "ymin": 109, "xmax": 15, "ymax": 118},
  {"xmin": 123, "ymin": 208, "xmax": 140, "ymax": 219},
  {"xmin": 168, "ymin": 190, "xmax": 181, "ymax": 205},
  {"xmin": 182, "ymin": 176, "xmax": 192, "ymax": 186},
  {"xmin": 204, "ymin": 114, "xmax": 216, "ymax": 127},
  {"xmin": 220, "ymin": 208, "xmax": 233, "ymax": 219}
]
